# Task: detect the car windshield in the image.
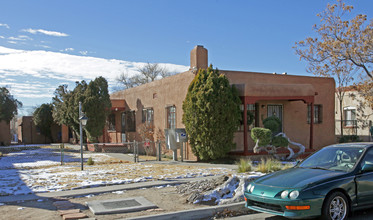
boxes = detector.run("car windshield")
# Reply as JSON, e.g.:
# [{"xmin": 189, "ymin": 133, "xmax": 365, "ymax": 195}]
[{"xmin": 299, "ymin": 146, "xmax": 365, "ymax": 172}]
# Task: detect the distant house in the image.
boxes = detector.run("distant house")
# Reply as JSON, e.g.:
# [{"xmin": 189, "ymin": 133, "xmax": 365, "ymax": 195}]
[
  {"xmin": 335, "ymin": 88, "xmax": 373, "ymax": 142},
  {"xmin": 103, "ymin": 46, "xmax": 335, "ymax": 160},
  {"xmin": 18, "ymin": 116, "xmax": 61, "ymax": 144},
  {"xmin": 0, "ymin": 120, "xmax": 11, "ymax": 146}
]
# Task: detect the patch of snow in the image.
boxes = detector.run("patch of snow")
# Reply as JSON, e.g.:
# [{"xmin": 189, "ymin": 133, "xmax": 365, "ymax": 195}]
[{"xmin": 0, "ymin": 147, "xmax": 236, "ymax": 196}]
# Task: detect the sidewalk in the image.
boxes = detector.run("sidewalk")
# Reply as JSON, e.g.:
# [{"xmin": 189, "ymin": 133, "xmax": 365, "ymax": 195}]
[{"xmin": 0, "ymin": 175, "xmax": 219, "ymax": 203}]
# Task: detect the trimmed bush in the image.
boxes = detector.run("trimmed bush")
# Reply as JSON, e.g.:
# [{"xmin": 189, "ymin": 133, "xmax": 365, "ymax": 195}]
[
  {"xmin": 251, "ymin": 128, "xmax": 272, "ymax": 147},
  {"xmin": 263, "ymin": 116, "xmax": 282, "ymax": 134},
  {"xmin": 272, "ymin": 136, "xmax": 289, "ymax": 147}
]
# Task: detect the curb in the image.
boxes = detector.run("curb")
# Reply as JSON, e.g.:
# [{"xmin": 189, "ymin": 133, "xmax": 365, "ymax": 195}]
[{"xmin": 125, "ymin": 202, "xmax": 246, "ymax": 220}]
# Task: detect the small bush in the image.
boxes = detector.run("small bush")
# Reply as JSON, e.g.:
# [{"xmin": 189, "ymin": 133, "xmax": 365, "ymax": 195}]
[
  {"xmin": 263, "ymin": 116, "xmax": 282, "ymax": 134},
  {"xmin": 251, "ymin": 128, "xmax": 272, "ymax": 146},
  {"xmin": 272, "ymin": 136, "xmax": 289, "ymax": 147},
  {"xmin": 87, "ymin": 157, "xmax": 94, "ymax": 165},
  {"xmin": 162, "ymin": 154, "xmax": 173, "ymax": 160},
  {"xmin": 237, "ymin": 159, "xmax": 252, "ymax": 173},
  {"xmin": 257, "ymin": 158, "xmax": 282, "ymax": 173}
]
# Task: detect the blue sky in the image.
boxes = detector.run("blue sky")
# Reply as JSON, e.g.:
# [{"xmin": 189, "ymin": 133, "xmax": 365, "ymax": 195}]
[{"xmin": 0, "ymin": 0, "xmax": 372, "ymax": 115}]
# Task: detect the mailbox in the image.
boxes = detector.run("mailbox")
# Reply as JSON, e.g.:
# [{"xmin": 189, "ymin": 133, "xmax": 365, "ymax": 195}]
[
  {"xmin": 175, "ymin": 128, "xmax": 188, "ymax": 142},
  {"xmin": 165, "ymin": 128, "xmax": 188, "ymax": 150}
]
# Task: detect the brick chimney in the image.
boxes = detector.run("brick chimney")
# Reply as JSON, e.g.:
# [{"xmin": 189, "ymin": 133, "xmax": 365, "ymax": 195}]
[{"xmin": 190, "ymin": 45, "xmax": 208, "ymax": 74}]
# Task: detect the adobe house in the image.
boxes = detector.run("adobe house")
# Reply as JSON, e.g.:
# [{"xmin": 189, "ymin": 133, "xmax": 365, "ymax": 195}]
[
  {"xmin": 107, "ymin": 46, "xmax": 335, "ymax": 160},
  {"xmin": 18, "ymin": 116, "xmax": 61, "ymax": 144},
  {"xmin": 0, "ymin": 120, "xmax": 11, "ymax": 146}
]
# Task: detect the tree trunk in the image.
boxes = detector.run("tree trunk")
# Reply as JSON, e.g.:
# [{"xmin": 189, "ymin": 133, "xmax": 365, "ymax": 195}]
[{"xmin": 339, "ymin": 99, "xmax": 344, "ymax": 137}]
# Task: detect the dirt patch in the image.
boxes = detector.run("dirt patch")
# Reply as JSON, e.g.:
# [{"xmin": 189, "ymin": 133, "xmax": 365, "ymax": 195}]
[{"xmin": 0, "ymin": 185, "xmax": 218, "ymax": 220}]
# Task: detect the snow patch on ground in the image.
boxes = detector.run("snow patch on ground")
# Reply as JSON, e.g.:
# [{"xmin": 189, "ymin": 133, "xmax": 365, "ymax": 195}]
[{"xmin": 0, "ymin": 148, "xmax": 234, "ymax": 196}]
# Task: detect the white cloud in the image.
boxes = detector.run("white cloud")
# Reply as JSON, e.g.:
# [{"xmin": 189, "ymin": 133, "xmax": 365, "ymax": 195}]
[
  {"xmin": 0, "ymin": 36, "xmax": 4, "ymax": 39},
  {"xmin": 7, "ymin": 41, "xmax": 17, "ymax": 44},
  {"xmin": 60, "ymin": 48, "xmax": 74, "ymax": 52},
  {"xmin": 36, "ymin": 45, "xmax": 51, "ymax": 49},
  {"xmin": 0, "ymin": 23, "xmax": 10, "ymax": 29},
  {"xmin": 0, "ymin": 46, "xmax": 189, "ymax": 102},
  {"xmin": 8, "ymin": 35, "xmax": 33, "ymax": 41},
  {"xmin": 22, "ymin": 28, "xmax": 69, "ymax": 37},
  {"xmin": 79, "ymin": 51, "xmax": 88, "ymax": 55}
]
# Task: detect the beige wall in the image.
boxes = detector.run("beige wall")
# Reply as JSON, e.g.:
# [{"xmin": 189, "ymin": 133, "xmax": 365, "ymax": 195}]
[
  {"xmin": 111, "ymin": 69, "xmax": 335, "ymax": 155},
  {"xmin": 225, "ymin": 71, "xmax": 336, "ymax": 151},
  {"xmin": 0, "ymin": 120, "xmax": 11, "ymax": 146},
  {"xmin": 109, "ymin": 46, "xmax": 336, "ymax": 159},
  {"xmin": 335, "ymin": 90, "xmax": 373, "ymax": 141}
]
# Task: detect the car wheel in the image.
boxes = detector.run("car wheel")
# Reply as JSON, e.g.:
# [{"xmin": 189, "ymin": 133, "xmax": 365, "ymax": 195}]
[{"xmin": 322, "ymin": 191, "xmax": 349, "ymax": 220}]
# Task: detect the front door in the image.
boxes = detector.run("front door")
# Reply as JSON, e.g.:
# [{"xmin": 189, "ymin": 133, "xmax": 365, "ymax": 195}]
[{"xmin": 267, "ymin": 104, "xmax": 283, "ymax": 132}]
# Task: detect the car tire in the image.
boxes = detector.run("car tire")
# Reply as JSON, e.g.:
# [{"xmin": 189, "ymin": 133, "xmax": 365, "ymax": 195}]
[{"xmin": 322, "ymin": 191, "xmax": 349, "ymax": 220}]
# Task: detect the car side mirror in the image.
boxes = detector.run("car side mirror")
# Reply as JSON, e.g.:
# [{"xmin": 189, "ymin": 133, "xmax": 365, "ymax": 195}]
[
  {"xmin": 294, "ymin": 160, "xmax": 301, "ymax": 167},
  {"xmin": 362, "ymin": 164, "xmax": 373, "ymax": 173}
]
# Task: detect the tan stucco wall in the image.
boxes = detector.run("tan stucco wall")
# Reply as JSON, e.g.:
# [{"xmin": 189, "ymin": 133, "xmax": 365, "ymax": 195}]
[
  {"xmin": 335, "ymin": 90, "xmax": 373, "ymax": 141},
  {"xmin": 0, "ymin": 120, "xmax": 11, "ymax": 146},
  {"xmin": 18, "ymin": 116, "xmax": 61, "ymax": 144},
  {"xmin": 111, "ymin": 69, "xmax": 335, "ymax": 156},
  {"xmin": 225, "ymin": 71, "xmax": 336, "ymax": 151}
]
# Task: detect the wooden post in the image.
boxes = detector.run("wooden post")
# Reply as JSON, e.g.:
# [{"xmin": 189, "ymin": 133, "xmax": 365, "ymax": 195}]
[
  {"xmin": 310, "ymin": 102, "xmax": 314, "ymax": 150},
  {"xmin": 243, "ymin": 99, "xmax": 248, "ymax": 155}
]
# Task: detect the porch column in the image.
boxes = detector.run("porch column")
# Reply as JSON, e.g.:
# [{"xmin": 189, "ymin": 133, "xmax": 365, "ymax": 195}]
[
  {"xmin": 243, "ymin": 99, "xmax": 249, "ymax": 155},
  {"xmin": 310, "ymin": 102, "xmax": 314, "ymax": 150}
]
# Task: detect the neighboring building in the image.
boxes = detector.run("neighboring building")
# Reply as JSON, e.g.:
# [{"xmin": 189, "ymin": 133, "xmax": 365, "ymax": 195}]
[
  {"xmin": 107, "ymin": 46, "xmax": 336, "ymax": 160},
  {"xmin": 335, "ymin": 88, "xmax": 373, "ymax": 142},
  {"xmin": 18, "ymin": 116, "xmax": 61, "ymax": 144},
  {"xmin": 0, "ymin": 120, "xmax": 11, "ymax": 146}
]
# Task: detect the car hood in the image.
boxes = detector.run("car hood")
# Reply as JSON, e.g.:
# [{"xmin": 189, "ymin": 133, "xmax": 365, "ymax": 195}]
[{"xmin": 254, "ymin": 167, "xmax": 346, "ymax": 188}]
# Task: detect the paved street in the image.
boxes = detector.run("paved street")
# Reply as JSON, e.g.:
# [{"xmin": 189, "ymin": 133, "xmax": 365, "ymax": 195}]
[{"xmin": 227, "ymin": 208, "xmax": 373, "ymax": 220}]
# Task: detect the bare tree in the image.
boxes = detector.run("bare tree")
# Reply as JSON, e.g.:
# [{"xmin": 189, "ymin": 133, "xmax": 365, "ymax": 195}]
[
  {"xmin": 116, "ymin": 63, "xmax": 172, "ymax": 90},
  {"xmin": 294, "ymin": 0, "xmax": 373, "ymax": 136}
]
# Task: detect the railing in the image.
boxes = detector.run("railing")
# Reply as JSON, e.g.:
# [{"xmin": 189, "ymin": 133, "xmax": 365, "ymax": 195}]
[{"xmin": 335, "ymin": 120, "xmax": 358, "ymax": 136}]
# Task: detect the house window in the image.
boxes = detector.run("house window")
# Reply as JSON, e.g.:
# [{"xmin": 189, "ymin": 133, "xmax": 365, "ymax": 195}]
[
  {"xmin": 108, "ymin": 114, "xmax": 116, "ymax": 131},
  {"xmin": 344, "ymin": 107, "xmax": 356, "ymax": 127},
  {"xmin": 142, "ymin": 108, "xmax": 154, "ymax": 125},
  {"xmin": 307, "ymin": 104, "xmax": 322, "ymax": 124},
  {"xmin": 124, "ymin": 111, "xmax": 136, "ymax": 132},
  {"xmin": 239, "ymin": 104, "xmax": 257, "ymax": 131},
  {"xmin": 166, "ymin": 106, "xmax": 176, "ymax": 129}
]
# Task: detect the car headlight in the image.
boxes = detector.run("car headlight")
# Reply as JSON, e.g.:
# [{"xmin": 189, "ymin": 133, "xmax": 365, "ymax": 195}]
[
  {"xmin": 281, "ymin": 190, "xmax": 289, "ymax": 199},
  {"xmin": 247, "ymin": 184, "xmax": 255, "ymax": 193},
  {"xmin": 289, "ymin": 190, "xmax": 299, "ymax": 200},
  {"xmin": 247, "ymin": 184, "xmax": 252, "ymax": 192}
]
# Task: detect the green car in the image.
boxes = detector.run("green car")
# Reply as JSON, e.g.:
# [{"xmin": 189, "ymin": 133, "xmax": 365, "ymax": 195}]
[{"xmin": 244, "ymin": 143, "xmax": 373, "ymax": 220}]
